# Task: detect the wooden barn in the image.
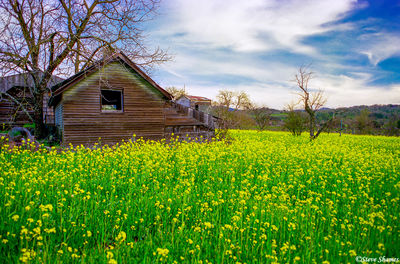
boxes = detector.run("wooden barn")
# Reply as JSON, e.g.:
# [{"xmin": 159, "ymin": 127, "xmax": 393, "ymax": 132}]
[
  {"xmin": 0, "ymin": 73, "xmax": 64, "ymax": 128},
  {"xmin": 49, "ymin": 52, "xmax": 215, "ymax": 146},
  {"xmin": 176, "ymin": 95, "xmax": 212, "ymax": 112}
]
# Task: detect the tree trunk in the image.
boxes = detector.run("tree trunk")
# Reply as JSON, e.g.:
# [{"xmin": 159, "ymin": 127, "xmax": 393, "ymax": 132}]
[
  {"xmin": 309, "ymin": 115, "xmax": 315, "ymax": 138},
  {"xmin": 33, "ymin": 109, "xmax": 45, "ymax": 139},
  {"xmin": 313, "ymin": 115, "xmax": 335, "ymax": 140},
  {"xmin": 33, "ymin": 91, "xmax": 45, "ymax": 139}
]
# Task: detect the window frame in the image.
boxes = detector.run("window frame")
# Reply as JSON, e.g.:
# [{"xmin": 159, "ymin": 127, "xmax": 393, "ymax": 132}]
[{"xmin": 100, "ymin": 88, "xmax": 124, "ymax": 113}]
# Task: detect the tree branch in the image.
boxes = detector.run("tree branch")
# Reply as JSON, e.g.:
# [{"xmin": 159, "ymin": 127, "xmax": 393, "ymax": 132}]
[{"xmin": 0, "ymin": 91, "xmax": 34, "ymax": 122}]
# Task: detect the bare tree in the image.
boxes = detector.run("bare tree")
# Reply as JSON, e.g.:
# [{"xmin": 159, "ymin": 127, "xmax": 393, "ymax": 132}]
[
  {"xmin": 212, "ymin": 90, "xmax": 254, "ymax": 137},
  {"xmin": 0, "ymin": 0, "xmax": 169, "ymax": 138},
  {"xmin": 216, "ymin": 90, "xmax": 236, "ymax": 109},
  {"xmin": 216, "ymin": 90, "xmax": 252, "ymax": 110},
  {"xmin": 294, "ymin": 66, "xmax": 328, "ymax": 140},
  {"xmin": 166, "ymin": 86, "xmax": 187, "ymax": 100},
  {"xmin": 234, "ymin": 91, "xmax": 252, "ymax": 110}
]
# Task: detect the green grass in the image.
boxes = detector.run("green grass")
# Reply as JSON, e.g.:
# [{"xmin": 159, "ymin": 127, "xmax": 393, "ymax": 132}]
[
  {"xmin": 270, "ymin": 113, "xmax": 288, "ymax": 118},
  {"xmin": 0, "ymin": 131, "xmax": 399, "ymax": 263}
]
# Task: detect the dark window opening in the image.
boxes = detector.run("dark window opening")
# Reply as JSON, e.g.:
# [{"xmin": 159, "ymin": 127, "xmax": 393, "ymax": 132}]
[
  {"xmin": 101, "ymin": 90, "xmax": 123, "ymax": 111},
  {"xmin": 195, "ymin": 104, "xmax": 199, "ymax": 110}
]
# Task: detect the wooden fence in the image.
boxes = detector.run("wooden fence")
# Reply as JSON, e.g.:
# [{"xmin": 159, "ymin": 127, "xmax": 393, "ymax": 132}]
[{"xmin": 172, "ymin": 102, "xmax": 215, "ymax": 130}]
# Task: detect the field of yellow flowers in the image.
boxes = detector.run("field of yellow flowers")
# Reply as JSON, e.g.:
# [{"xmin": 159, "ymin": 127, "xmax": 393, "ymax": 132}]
[{"xmin": 0, "ymin": 130, "xmax": 399, "ymax": 263}]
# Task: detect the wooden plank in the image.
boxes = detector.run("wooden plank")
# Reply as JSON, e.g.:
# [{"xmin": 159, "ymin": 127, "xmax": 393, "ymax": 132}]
[{"xmin": 61, "ymin": 63, "xmax": 167, "ymax": 146}]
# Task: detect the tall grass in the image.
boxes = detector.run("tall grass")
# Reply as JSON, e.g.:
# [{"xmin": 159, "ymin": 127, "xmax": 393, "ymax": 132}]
[{"xmin": 0, "ymin": 131, "xmax": 399, "ymax": 263}]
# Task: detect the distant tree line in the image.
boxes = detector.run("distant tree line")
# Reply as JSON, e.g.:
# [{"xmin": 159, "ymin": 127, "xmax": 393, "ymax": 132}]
[
  {"xmin": 168, "ymin": 65, "xmax": 400, "ymax": 138},
  {"xmin": 208, "ymin": 95, "xmax": 399, "ymax": 137}
]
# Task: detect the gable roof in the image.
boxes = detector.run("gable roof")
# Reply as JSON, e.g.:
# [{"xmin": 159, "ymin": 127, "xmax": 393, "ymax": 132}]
[
  {"xmin": 0, "ymin": 72, "xmax": 64, "ymax": 93},
  {"xmin": 49, "ymin": 52, "xmax": 172, "ymax": 106},
  {"xmin": 178, "ymin": 95, "xmax": 211, "ymax": 102}
]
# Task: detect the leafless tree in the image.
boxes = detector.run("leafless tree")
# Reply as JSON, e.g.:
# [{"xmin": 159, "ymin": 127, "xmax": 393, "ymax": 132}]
[
  {"xmin": 234, "ymin": 91, "xmax": 252, "ymax": 110},
  {"xmin": 212, "ymin": 90, "xmax": 254, "ymax": 137},
  {"xmin": 216, "ymin": 90, "xmax": 252, "ymax": 110},
  {"xmin": 294, "ymin": 65, "xmax": 328, "ymax": 140},
  {"xmin": 166, "ymin": 86, "xmax": 187, "ymax": 100},
  {"xmin": 215, "ymin": 90, "xmax": 235, "ymax": 109},
  {"xmin": 0, "ymin": 0, "xmax": 169, "ymax": 138}
]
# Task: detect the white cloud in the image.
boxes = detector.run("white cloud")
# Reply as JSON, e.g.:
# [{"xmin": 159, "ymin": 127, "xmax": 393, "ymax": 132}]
[
  {"xmin": 158, "ymin": 0, "xmax": 357, "ymax": 54},
  {"xmin": 359, "ymin": 33, "xmax": 400, "ymax": 65},
  {"xmin": 158, "ymin": 63, "xmax": 400, "ymax": 109},
  {"xmin": 159, "ymin": 52, "xmax": 298, "ymax": 84},
  {"xmin": 149, "ymin": 0, "xmax": 400, "ymax": 109},
  {"xmin": 308, "ymin": 72, "xmax": 400, "ymax": 108}
]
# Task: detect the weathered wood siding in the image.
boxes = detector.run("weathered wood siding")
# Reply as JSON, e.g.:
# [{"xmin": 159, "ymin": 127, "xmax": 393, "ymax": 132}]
[
  {"xmin": 176, "ymin": 97, "xmax": 190, "ymax": 107},
  {"xmin": 60, "ymin": 62, "xmax": 166, "ymax": 146},
  {"xmin": 43, "ymin": 93, "xmax": 54, "ymax": 124},
  {"xmin": 0, "ymin": 89, "xmax": 34, "ymax": 127},
  {"xmin": 0, "ymin": 100, "xmax": 32, "ymax": 128},
  {"xmin": 0, "ymin": 72, "xmax": 63, "ymax": 127},
  {"xmin": 195, "ymin": 103, "xmax": 211, "ymax": 113},
  {"xmin": 0, "ymin": 89, "xmax": 54, "ymax": 127},
  {"xmin": 54, "ymin": 102, "xmax": 63, "ymax": 136}
]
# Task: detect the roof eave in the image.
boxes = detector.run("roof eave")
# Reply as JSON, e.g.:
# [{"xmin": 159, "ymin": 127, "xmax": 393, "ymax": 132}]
[{"xmin": 50, "ymin": 52, "xmax": 172, "ymax": 101}]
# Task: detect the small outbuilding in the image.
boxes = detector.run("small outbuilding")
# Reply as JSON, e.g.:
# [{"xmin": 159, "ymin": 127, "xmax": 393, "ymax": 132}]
[
  {"xmin": 49, "ymin": 52, "xmax": 215, "ymax": 146},
  {"xmin": 176, "ymin": 95, "xmax": 212, "ymax": 112},
  {"xmin": 0, "ymin": 73, "xmax": 63, "ymax": 127}
]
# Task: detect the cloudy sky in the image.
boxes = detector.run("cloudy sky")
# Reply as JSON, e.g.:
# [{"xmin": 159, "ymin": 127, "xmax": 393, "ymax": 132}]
[{"xmin": 146, "ymin": 0, "xmax": 400, "ymax": 109}]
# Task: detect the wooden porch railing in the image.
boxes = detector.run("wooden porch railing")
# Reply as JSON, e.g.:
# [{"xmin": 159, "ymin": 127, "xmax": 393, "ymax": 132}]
[{"xmin": 172, "ymin": 102, "xmax": 215, "ymax": 130}]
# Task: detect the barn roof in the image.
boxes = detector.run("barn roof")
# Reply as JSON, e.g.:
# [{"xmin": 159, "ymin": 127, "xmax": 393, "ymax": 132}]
[
  {"xmin": 0, "ymin": 72, "xmax": 64, "ymax": 93},
  {"xmin": 49, "ymin": 52, "xmax": 172, "ymax": 106},
  {"xmin": 178, "ymin": 95, "xmax": 211, "ymax": 102}
]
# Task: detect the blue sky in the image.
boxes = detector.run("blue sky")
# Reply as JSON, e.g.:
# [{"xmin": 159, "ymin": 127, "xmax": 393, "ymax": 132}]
[{"xmin": 146, "ymin": 0, "xmax": 400, "ymax": 109}]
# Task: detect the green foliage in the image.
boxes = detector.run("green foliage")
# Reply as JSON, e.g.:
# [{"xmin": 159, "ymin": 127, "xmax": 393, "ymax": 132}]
[
  {"xmin": 269, "ymin": 105, "xmax": 400, "ymax": 136},
  {"xmin": 355, "ymin": 109, "xmax": 373, "ymax": 134},
  {"xmin": 0, "ymin": 131, "xmax": 399, "ymax": 263},
  {"xmin": 212, "ymin": 106, "xmax": 255, "ymax": 130},
  {"xmin": 270, "ymin": 113, "xmax": 287, "ymax": 119},
  {"xmin": 284, "ymin": 111, "xmax": 306, "ymax": 136},
  {"xmin": 8, "ymin": 130, "xmax": 22, "ymax": 138},
  {"xmin": 251, "ymin": 108, "xmax": 270, "ymax": 131},
  {"xmin": 23, "ymin": 123, "xmax": 35, "ymax": 129},
  {"xmin": 384, "ymin": 114, "xmax": 400, "ymax": 136}
]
